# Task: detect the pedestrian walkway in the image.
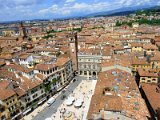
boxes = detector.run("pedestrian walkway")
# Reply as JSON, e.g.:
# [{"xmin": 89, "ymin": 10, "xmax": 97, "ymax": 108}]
[
  {"xmin": 82, "ymin": 80, "xmax": 97, "ymax": 120},
  {"xmin": 50, "ymin": 79, "xmax": 96, "ymax": 120}
]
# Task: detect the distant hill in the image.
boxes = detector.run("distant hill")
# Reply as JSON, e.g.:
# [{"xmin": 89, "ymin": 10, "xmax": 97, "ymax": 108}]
[
  {"xmin": 86, "ymin": 5, "xmax": 160, "ymax": 18},
  {"xmin": 147, "ymin": 6, "xmax": 160, "ymax": 12}
]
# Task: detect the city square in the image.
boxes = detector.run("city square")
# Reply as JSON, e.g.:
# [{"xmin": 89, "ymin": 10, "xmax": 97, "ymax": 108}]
[{"xmin": 23, "ymin": 76, "xmax": 97, "ymax": 120}]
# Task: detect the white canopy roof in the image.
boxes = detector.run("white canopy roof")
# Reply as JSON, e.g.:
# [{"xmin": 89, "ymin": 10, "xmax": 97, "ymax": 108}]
[
  {"xmin": 45, "ymin": 118, "xmax": 52, "ymax": 120},
  {"xmin": 68, "ymin": 97, "xmax": 75, "ymax": 102},
  {"xmin": 65, "ymin": 97, "xmax": 75, "ymax": 106},
  {"xmin": 74, "ymin": 99, "xmax": 83, "ymax": 107},
  {"xmin": 65, "ymin": 99, "xmax": 73, "ymax": 106}
]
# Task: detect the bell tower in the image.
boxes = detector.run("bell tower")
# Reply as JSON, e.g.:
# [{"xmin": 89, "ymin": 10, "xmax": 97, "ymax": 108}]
[
  {"xmin": 19, "ymin": 22, "xmax": 27, "ymax": 40},
  {"xmin": 69, "ymin": 32, "xmax": 78, "ymax": 72}
]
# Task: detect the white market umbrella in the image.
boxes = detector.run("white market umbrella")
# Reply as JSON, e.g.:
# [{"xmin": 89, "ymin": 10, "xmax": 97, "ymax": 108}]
[
  {"xmin": 74, "ymin": 99, "xmax": 83, "ymax": 107},
  {"xmin": 65, "ymin": 99, "xmax": 73, "ymax": 106},
  {"xmin": 45, "ymin": 118, "xmax": 52, "ymax": 120}
]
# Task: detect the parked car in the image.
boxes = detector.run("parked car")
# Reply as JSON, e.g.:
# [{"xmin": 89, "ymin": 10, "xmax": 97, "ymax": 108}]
[{"xmin": 47, "ymin": 97, "xmax": 55, "ymax": 106}]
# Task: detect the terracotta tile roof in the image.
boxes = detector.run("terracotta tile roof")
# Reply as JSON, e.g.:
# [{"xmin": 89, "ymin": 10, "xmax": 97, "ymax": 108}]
[
  {"xmin": 141, "ymin": 83, "xmax": 160, "ymax": 111},
  {"xmin": 35, "ymin": 63, "xmax": 56, "ymax": 71},
  {"xmin": 0, "ymin": 69, "xmax": 17, "ymax": 80},
  {"xmin": 143, "ymin": 44, "xmax": 158, "ymax": 50},
  {"xmin": 3, "ymin": 64, "xmax": 34, "ymax": 73},
  {"xmin": 131, "ymin": 43, "xmax": 143, "ymax": 47},
  {"xmin": 0, "ymin": 60, "xmax": 5, "ymax": 66},
  {"xmin": 19, "ymin": 76, "xmax": 43, "ymax": 92},
  {"xmin": 14, "ymin": 87, "xmax": 26, "ymax": 97},
  {"xmin": 87, "ymin": 69, "xmax": 150, "ymax": 119},
  {"xmin": 102, "ymin": 46, "xmax": 112, "ymax": 56},
  {"xmin": 56, "ymin": 57, "xmax": 70, "ymax": 67},
  {"xmin": 132, "ymin": 58, "xmax": 149, "ymax": 65},
  {"xmin": 0, "ymin": 80, "xmax": 16, "ymax": 101},
  {"xmin": 113, "ymin": 45, "xmax": 124, "ymax": 50},
  {"xmin": 151, "ymin": 52, "xmax": 160, "ymax": 61},
  {"xmin": 155, "ymin": 42, "xmax": 160, "ymax": 47},
  {"xmin": 79, "ymin": 48, "xmax": 101, "ymax": 55},
  {"xmin": 137, "ymin": 68, "xmax": 158, "ymax": 77},
  {"xmin": 33, "ymin": 48, "xmax": 57, "ymax": 52},
  {"xmin": 0, "ymin": 37, "xmax": 17, "ymax": 40},
  {"xmin": 0, "ymin": 54, "xmax": 13, "ymax": 60},
  {"xmin": 35, "ymin": 73, "xmax": 46, "ymax": 80},
  {"xmin": 18, "ymin": 53, "xmax": 30, "ymax": 59},
  {"xmin": 154, "ymin": 36, "xmax": 160, "ymax": 42}
]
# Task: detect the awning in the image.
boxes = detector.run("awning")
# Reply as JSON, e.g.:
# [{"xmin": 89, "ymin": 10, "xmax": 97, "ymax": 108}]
[
  {"xmin": 23, "ymin": 108, "xmax": 32, "ymax": 115},
  {"xmin": 38, "ymin": 98, "xmax": 47, "ymax": 105}
]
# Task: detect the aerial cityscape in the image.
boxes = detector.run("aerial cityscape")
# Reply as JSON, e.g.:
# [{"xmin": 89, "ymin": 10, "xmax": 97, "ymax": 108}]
[{"xmin": 0, "ymin": 0, "xmax": 160, "ymax": 120}]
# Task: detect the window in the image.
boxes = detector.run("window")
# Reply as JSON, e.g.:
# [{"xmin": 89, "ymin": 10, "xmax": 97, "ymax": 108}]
[
  {"xmin": 152, "ymin": 79, "xmax": 156, "ymax": 81},
  {"xmin": 147, "ymin": 80, "xmax": 151, "ymax": 83},
  {"xmin": 31, "ymin": 90, "xmax": 34, "ymax": 94},
  {"xmin": 142, "ymin": 78, "xmax": 145, "ymax": 80},
  {"xmin": 41, "ymin": 90, "xmax": 43, "ymax": 94},
  {"xmin": 93, "ymin": 65, "xmax": 95, "ymax": 69}
]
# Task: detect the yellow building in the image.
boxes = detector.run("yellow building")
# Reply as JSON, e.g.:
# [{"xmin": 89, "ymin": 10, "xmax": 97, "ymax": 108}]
[
  {"xmin": 132, "ymin": 58, "xmax": 150, "ymax": 72},
  {"xmin": 0, "ymin": 104, "xmax": 9, "ymax": 120},
  {"xmin": 2, "ymin": 30, "xmax": 15, "ymax": 37},
  {"xmin": 137, "ymin": 68, "xmax": 159, "ymax": 84},
  {"xmin": 0, "ymin": 80, "xmax": 20, "ymax": 120},
  {"xmin": 131, "ymin": 43, "xmax": 143, "ymax": 52},
  {"xmin": 150, "ymin": 52, "xmax": 160, "ymax": 69},
  {"xmin": 143, "ymin": 44, "xmax": 158, "ymax": 56}
]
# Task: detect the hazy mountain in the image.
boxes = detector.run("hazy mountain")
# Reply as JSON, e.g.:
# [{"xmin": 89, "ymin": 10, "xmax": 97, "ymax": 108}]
[{"xmin": 86, "ymin": 5, "xmax": 160, "ymax": 17}]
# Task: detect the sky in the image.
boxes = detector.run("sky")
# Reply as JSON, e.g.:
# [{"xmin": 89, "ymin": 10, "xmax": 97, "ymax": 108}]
[{"xmin": 0, "ymin": 0, "xmax": 159, "ymax": 22}]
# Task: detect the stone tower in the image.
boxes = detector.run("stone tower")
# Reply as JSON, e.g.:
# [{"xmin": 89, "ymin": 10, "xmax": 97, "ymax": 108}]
[
  {"xmin": 69, "ymin": 32, "xmax": 78, "ymax": 72},
  {"xmin": 19, "ymin": 22, "xmax": 27, "ymax": 40}
]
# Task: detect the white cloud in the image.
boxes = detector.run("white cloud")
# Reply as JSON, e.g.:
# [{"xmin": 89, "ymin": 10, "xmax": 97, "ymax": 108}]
[
  {"xmin": 38, "ymin": 2, "xmax": 111, "ymax": 16},
  {"xmin": 66, "ymin": 0, "xmax": 75, "ymax": 3},
  {"xmin": 0, "ymin": 0, "xmax": 159, "ymax": 21},
  {"xmin": 117, "ymin": 0, "xmax": 157, "ymax": 6},
  {"xmin": 72, "ymin": 3, "xmax": 88, "ymax": 9},
  {"xmin": 39, "ymin": 4, "xmax": 58, "ymax": 14}
]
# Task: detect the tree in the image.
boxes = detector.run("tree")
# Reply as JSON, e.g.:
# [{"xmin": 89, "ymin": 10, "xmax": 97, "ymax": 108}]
[
  {"xmin": 28, "ymin": 37, "xmax": 32, "ymax": 41},
  {"xmin": 116, "ymin": 21, "xmax": 122, "ymax": 26}
]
